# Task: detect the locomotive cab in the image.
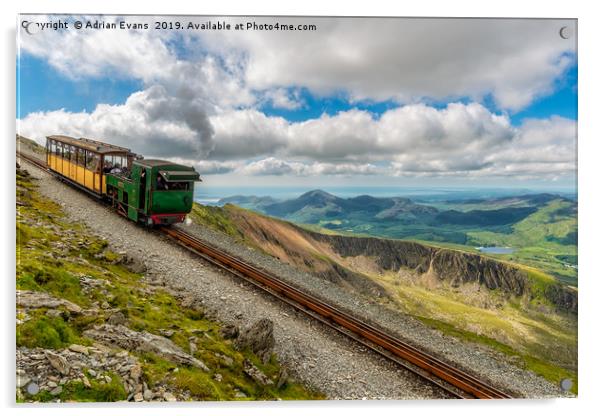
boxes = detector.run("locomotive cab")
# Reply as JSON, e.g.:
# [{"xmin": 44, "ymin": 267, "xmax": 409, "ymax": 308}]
[{"xmin": 106, "ymin": 158, "xmax": 200, "ymax": 226}]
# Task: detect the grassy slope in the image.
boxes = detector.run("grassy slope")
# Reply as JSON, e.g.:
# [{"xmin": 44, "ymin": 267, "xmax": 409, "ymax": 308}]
[
  {"xmin": 191, "ymin": 202, "xmax": 577, "ymax": 394},
  {"xmin": 16, "ymin": 170, "xmax": 322, "ymax": 402}
]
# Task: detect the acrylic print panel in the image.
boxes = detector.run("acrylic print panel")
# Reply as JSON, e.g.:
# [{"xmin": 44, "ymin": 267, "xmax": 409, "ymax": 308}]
[{"xmin": 16, "ymin": 15, "xmax": 577, "ymax": 402}]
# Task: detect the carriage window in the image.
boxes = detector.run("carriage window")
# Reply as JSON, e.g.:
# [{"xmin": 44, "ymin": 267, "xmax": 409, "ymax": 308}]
[
  {"xmin": 77, "ymin": 149, "xmax": 86, "ymax": 166},
  {"xmin": 55, "ymin": 142, "xmax": 61, "ymax": 156},
  {"xmin": 86, "ymin": 152, "xmax": 100, "ymax": 172},
  {"xmin": 113, "ymin": 155, "xmax": 124, "ymax": 169}
]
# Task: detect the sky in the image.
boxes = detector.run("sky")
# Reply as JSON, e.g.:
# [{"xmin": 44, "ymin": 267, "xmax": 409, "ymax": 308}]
[{"xmin": 16, "ymin": 16, "xmax": 577, "ymax": 190}]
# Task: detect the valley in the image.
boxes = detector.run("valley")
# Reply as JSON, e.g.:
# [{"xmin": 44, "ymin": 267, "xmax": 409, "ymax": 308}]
[{"xmin": 218, "ymin": 189, "xmax": 578, "ymax": 286}]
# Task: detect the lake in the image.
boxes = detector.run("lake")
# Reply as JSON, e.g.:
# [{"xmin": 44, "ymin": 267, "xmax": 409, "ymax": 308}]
[{"xmin": 476, "ymin": 246, "xmax": 515, "ymax": 254}]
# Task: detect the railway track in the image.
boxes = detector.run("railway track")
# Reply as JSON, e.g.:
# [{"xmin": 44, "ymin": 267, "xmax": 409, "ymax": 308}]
[{"xmin": 17, "ymin": 150, "xmax": 513, "ymax": 399}]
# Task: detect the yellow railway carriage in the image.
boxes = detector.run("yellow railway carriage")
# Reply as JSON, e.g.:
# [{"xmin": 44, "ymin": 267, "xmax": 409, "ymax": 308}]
[{"xmin": 45, "ymin": 135, "xmax": 135, "ymax": 196}]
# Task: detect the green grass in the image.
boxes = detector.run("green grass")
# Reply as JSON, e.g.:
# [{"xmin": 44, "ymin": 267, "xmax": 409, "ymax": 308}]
[
  {"xmin": 361, "ymin": 267, "xmax": 577, "ymax": 393},
  {"xmin": 27, "ymin": 371, "xmax": 127, "ymax": 402},
  {"xmin": 16, "ymin": 169, "xmax": 322, "ymax": 402},
  {"xmin": 189, "ymin": 203, "xmax": 243, "ymax": 240},
  {"xmin": 17, "ymin": 315, "xmax": 84, "ymax": 349},
  {"xmin": 416, "ymin": 315, "xmax": 577, "ymax": 395}
]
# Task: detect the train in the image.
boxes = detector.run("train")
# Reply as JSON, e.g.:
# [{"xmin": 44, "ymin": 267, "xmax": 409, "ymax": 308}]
[{"xmin": 45, "ymin": 135, "xmax": 200, "ymax": 226}]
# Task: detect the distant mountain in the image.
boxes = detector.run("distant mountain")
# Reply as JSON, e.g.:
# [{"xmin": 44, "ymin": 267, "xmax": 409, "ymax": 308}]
[
  {"xmin": 446, "ymin": 193, "xmax": 570, "ymax": 208},
  {"xmin": 260, "ymin": 190, "xmax": 439, "ymax": 224},
  {"xmin": 435, "ymin": 207, "xmax": 538, "ymax": 226},
  {"xmin": 218, "ymin": 195, "xmax": 278, "ymax": 210}
]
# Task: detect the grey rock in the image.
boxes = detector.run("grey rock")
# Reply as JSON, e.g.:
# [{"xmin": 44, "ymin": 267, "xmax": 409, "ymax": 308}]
[
  {"xmin": 134, "ymin": 392, "xmax": 144, "ymax": 402},
  {"xmin": 50, "ymin": 386, "xmax": 63, "ymax": 396},
  {"xmin": 45, "ymin": 309, "xmax": 64, "ymax": 318},
  {"xmin": 83, "ymin": 324, "xmax": 209, "ymax": 371},
  {"xmin": 235, "ymin": 319, "xmax": 274, "ymax": 364},
  {"xmin": 216, "ymin": 353, "xmax": 234, "ymax": 367},
  {"xmin": 158, "ymin": 329, "xmax": 174, "ymax": 337},
  {"xmin": 107, "ymin": 311, "xmax": 127, "ymax": 325},
  {"xmin": 68, "ymin": 344, "xmax": 89, "ymax": 355},
  {"xmin": 17, "ymin": 290, "xmax": 82, "ymax": 314},
  {"xmin": 120, "ymin": 255, "xmax": 147, "ymax": 274},
  {"xmin": 234, "ymin": 391, "xmax": 247, "ymax": 398},
  {"xmin": 163, "ymin": 392, "xmax": 177, "ymax": 402},
  {"xmin": 277, "ymin": 367, "xmax": 288, "ymax": 389},
  {"xmin": 143, "ymin": 388, "xmax": 153, "ymax": 401},
  {"xmin": 243, "ymin": 359, "xmax": 273, "ymax": 386},
  {"xmin": 130, "ymin": 363, "xmax": 142, "ymax": 382},
  {"xmin": 45, "ymin": 351, "xmax": 70, "ymax": 375},
  {"xmin": 16, "ymin": 375, "xmax": 30, "ymax": 388}
]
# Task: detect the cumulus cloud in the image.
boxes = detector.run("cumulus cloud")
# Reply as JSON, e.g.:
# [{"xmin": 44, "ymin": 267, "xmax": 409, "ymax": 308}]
[
  {"xmin": 18, "ymin": 85, "xmax": 214, "ymax": 158},
  {"xmin": 238, "ymin": 158, "xmax": 380, "ymax": 176},
  {"xmin": 19, "ymin": 99, "xmax": 575, "ymax": 179},
  {"xmin": 197, "ymin": 17, "xmax": 576, "ymax": 111},
  {"xmin": 262, "ymin": 88, "xmax": 305, "ymax": 110},
  {"xmin": 209, "ymin": 102, "xmax": 516, "ymax": 163},
  {"xmin": 20, "ymin": 16, "xmax": 576, "ymax": 113}
]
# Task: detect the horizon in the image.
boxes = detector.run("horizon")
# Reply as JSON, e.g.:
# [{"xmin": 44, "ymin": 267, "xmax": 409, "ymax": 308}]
[{"xmin": 194, "ymin": 184, "xmax": 577, "ymax": 205}]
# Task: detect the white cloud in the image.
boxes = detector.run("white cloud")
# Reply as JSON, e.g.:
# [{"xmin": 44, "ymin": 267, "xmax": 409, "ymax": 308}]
[
  {"xmin": 20, "ymin": 16, "xmax": 576, "ymax": 112},
  {"xmin": 18, "ymin": 85, "xmax": 214, "ymax": 158},
  {"xmin": 197, "ymin": 17, "xmax": 576, "ymax": 111},
  {"xmin": 209, "ymin": 102, "xmax": 516, "ymax": 163},
  {"xmin": 262, "ymin": 88, "xmax": 304, "ymax": 110},
  {"xmin": 19, "ymin": 100, "xmax": 575, "ymax": 180},
  {"xmin": 238, "ymin": 158, "xmax": 380, "ymax": 176}
]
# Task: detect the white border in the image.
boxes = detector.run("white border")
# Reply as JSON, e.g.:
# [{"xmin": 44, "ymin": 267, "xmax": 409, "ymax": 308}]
[{"xmin": 3, "ymin": 1, "xmax": 600, "ymax": 416}]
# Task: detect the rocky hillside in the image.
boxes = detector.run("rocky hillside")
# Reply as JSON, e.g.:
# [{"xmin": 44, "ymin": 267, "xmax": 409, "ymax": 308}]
[
  {"xmin": 311, "ymin": 233, "xmax": 577, "ymax": 313},
  {"xmin": 192, "ymin": 203, "xmax": 576, "ymax": 314},
  {"xmin": 16, "ymin": 166, "xmax": 321, "ymax": 402}
]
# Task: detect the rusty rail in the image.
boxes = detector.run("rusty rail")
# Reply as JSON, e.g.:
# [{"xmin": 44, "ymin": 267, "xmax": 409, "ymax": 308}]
[{"xmin": 17, "ymin": 150, "xmax": 513, "ymax": 399}]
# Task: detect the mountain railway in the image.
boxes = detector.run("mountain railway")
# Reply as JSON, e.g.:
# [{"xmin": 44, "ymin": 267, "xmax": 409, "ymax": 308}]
[{"xmin": 17, "ymin": 148, "xmax": 513, "ymax": 399}]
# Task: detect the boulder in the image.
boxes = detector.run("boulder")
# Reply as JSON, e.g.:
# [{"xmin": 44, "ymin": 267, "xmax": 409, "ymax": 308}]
[
  {"xmin": 44, "ymin": 351, "xmax": 70, "ymax": 375},
  {"xmin": 83, "ymin": 324, "xmax": 209, "ymax": 371},
  {"xmin": 17, "ymin": 290, "xmax": 82, "ymax": 314},
  {"xmin": 234, "ymin": 319, "xmax": 274, "ymax": 364},
  {"xmin": 120, "ymin": 255, "xmax": 147, "ymax": 274}
]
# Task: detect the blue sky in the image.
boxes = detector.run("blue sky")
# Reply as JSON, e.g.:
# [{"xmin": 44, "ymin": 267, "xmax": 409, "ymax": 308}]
[
  {"xmin": 17, "ymin": 54, "xmax": 142, "ymax": 117},
  {"xmin": 17, "ymin": 53, "xmax": 577, "ymax": 126}
]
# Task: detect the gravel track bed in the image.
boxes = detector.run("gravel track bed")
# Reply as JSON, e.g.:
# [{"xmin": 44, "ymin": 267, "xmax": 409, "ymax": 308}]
[{"xmin": 21, "ymin": 156, "xmax": 450, "ymax": 400}]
